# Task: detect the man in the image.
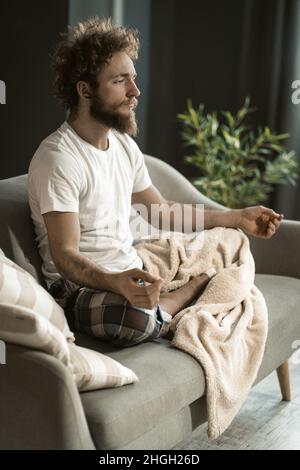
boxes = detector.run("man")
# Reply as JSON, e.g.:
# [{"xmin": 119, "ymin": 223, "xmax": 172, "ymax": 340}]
[{"xmin": 28, "ymin": 17, "xmax": 283, "ymax": 347}]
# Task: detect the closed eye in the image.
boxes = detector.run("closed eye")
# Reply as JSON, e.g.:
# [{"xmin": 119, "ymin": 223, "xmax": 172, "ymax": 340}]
[{"xmin": 113, "ymin": 74, "xmax": 137, "ymax": 84}]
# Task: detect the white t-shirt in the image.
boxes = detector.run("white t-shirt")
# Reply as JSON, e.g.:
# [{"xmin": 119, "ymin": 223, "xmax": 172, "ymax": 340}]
[{"xmin": 28, "ymin": 121, "xmax": 152, "ymax": 285}]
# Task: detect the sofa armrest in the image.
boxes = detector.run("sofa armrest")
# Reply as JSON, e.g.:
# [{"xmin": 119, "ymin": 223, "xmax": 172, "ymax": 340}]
[
  {"xmin": 248, "ymin": 219, "xmax": 300, "ymax": 278},
  {"xmin": 0, "ymin": 343, "xmax": 95, "ymax": 450}
]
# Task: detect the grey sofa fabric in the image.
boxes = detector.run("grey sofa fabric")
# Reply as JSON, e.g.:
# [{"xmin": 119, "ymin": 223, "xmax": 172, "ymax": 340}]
[
  {"xmin": 248, "ymin": 220, "xmax": 300, "ymax": 278},
  {"xmin": 0, "ymin": 343, "xmax": 95, "ymax": 450},
  {"xmin": 0, "ymin": 175, "xmax": 45, "ymax": 287},
  {"xmin": 77, "ymin": 336, "xmax": 206, "ymax": 450},
  {"xmin": 0, "ymin": 155, "xmax": 300, "ymax": 450},
  {"xmin": 254, "ymin": 274, "xmax": 300, "ymax": 383}
]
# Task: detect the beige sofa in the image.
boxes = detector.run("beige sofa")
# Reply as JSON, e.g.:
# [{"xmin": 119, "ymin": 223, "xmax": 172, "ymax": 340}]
[{"xmin": 0, "ymin": 154, "xmax": 299, "ymax": 449}]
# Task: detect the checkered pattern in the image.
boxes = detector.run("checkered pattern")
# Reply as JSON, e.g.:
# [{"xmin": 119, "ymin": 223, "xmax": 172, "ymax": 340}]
[{"xmin": 48, "ymin": 278, "xmax": 172, "ymax": 348}]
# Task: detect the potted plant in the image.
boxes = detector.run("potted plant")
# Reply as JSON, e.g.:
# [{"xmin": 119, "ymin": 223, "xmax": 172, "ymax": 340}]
[{"xmin": 177, "ymin": 97, "xmax": 299, "ymax": 208}]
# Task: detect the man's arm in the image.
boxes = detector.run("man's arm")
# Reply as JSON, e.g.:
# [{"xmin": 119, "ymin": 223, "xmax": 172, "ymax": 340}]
[
  {"xmin": 43, "ymin": 211, "xmax": 115, "ymax": 291},
  {"xmin": 167, "ymin": 199, "xmax": 240, "ymax": 231},
  {"xmin": 131, "ymin": 185, "xmax": 239, "ymax": 231},
  {"xmin": 43, "ymin": 211, "xmax": 163, "ymax": 308},
  {"xmin": 165, "ymin": 200, "xmax": 283, "ymax": 237},
  {"xmin": 131, "ymin": 185, "xmax": 283, "ymax": 238}
]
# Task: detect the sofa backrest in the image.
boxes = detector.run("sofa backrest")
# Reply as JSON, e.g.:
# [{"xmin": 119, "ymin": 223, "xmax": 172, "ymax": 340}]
[
  {"xmin": 0, "ymin": 174, "xmax": 46, "ymax": 287},
  {"xmin": 144, "ymin": 154, "xmax": 227, "ymax": 209}
]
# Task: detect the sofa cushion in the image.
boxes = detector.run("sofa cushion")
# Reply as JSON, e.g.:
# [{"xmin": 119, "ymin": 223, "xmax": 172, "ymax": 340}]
[
  {"xmin": 76, "ymin": 334, "xmax": 206, "ymax": 450},
  {"xmin": 76, "ymin": 273, "xmax": 300, "ymax": 450}
]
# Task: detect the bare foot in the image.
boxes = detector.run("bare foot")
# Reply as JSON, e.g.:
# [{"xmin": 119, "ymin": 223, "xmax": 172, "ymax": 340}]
[{"xmin": 159, "ymin": 273, "xmax": 210, "ymax": 318}]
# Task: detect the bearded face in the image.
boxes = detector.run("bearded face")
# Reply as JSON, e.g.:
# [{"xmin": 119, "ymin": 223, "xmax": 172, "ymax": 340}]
[{"xmin": 89, "ymin": 90, "xmax": 139, "ymax": 136}]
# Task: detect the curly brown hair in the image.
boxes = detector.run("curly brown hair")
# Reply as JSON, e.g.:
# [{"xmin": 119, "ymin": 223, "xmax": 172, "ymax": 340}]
[{"xmin": 51, "ymin": 16, "xmax": 140, "ymax": 112}]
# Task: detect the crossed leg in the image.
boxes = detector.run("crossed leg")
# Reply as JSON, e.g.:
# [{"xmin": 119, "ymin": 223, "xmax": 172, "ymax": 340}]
[{"xmin": 159, "ymin": 273, "xmax": 211, "ymax": 318}]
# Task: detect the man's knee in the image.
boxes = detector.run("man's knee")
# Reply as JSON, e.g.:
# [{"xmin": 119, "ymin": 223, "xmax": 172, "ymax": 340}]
[
  {"xmin": 75, "ymin": 303, "xmax": 159, "ymax": 347},
  {"xmin": 103, "ymin": 306, "xmax": 157, "ymax": 348}
]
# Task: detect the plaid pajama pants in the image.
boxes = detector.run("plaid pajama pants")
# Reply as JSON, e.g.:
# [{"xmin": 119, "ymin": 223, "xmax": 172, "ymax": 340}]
[{"xmin": 48, "ymin": 277, "xmax": 173, "ymax": 348}]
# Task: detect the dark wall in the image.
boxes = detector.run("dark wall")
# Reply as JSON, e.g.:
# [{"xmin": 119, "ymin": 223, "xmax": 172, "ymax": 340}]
[
  {"xmin": 146, "ymin": 0, "xmax": 284, "ymax": 178},
  {"xmin": 0, "ymin": 0, "xmax": 292, "ymax": 192},
  {"xmin": 0, "ymin": 0, "xmax": 68, "ymax": 179}
]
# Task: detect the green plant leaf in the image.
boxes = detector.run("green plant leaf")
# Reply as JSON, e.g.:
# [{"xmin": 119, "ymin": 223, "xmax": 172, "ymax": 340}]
[{"xmin": 178, "ymin": 98, "xmax": 299, "ymax": 207}]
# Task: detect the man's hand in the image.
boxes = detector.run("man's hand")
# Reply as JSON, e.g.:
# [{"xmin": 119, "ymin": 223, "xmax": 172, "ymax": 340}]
[
  {"xmin": 109, "ymin": 268, "xmax": 163, "ymax": 309},
  {"xmin": 235, "ymin": 206, "xmax": 284, "ymax": 239}
]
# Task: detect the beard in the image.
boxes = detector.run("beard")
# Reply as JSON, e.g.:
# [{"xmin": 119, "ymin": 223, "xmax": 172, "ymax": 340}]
[{"xmin": 89, "ymin": 92, "xmax": 139, "ymax": 137}]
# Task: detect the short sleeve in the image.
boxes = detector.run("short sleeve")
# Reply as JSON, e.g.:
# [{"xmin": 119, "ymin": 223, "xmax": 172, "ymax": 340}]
[
  {"xmin": 132, "ymin": 144, "xmax": 152, "ymax": 193},
  {"xmin": 28, "ymin": 144, "xmax": 81, "ymax": 215}
]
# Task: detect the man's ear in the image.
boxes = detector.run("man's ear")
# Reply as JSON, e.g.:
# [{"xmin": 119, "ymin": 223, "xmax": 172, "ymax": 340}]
[{"xmin": 76, "ymin": 81, "xmax": 91, "ymax": 99}]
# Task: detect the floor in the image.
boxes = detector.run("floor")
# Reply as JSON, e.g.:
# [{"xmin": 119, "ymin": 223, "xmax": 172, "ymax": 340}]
[{"xmin": 175, "ymin": 354, "xmax": 300, "ymax": 450}]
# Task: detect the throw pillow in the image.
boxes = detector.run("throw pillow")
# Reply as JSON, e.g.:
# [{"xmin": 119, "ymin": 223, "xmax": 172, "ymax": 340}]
[
  {"xmin": 0, "ymin": 248, "xmax": 73, "ymax": 340},
  {"xmin": 0, "ymin": 249, "xmax": 139, "ymax": 391},
  {"xmin": 69, "ymin": 344, "xmax": 139, "ymax": 391},
  {"xmin": 0, "ymin": 303, "xmax": 72, "ymax": 367}
]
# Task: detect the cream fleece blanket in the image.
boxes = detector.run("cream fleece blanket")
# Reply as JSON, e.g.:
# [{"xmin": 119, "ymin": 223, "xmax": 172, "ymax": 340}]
[{"xmin": 135, "ymin": 227, "xmax": 268, "ymax": 439}]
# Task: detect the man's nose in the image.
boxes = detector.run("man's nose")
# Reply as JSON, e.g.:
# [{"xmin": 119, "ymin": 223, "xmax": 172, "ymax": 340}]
[{"xmin": 128, "ymin": 80, "xmax": 140, "ymax": 97}]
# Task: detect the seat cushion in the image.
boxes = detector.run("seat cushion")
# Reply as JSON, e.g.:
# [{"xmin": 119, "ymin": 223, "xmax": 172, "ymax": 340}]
[
  {"xmin": 76, "ymin": 273, "xmax": 300, "ymax": 450},
  {"xmin": 76, "ymin": 334, "xmax": 206, "ymax": 450}
]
